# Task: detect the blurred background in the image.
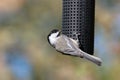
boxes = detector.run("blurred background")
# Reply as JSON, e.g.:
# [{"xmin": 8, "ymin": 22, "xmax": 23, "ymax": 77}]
[{"xmin": 0, "ymin": 0, "xmax": 120, "ymax": 80}]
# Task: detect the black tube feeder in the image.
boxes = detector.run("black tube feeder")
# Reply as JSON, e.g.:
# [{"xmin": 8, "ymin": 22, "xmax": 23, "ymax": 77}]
[{"xmin": 62, "ymin": 0, "xmax": 95, "ymax": 55}]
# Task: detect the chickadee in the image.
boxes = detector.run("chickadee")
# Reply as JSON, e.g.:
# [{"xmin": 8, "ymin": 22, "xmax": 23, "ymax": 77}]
[{"xmin": 47, "ymin": 29, "xmax": 102, "ymax": 66}]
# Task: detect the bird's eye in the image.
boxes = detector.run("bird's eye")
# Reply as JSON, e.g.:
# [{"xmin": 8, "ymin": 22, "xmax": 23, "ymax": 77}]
[{"xmin": 51, "ymin": 29, "xmax": 59, "ymax": 33}]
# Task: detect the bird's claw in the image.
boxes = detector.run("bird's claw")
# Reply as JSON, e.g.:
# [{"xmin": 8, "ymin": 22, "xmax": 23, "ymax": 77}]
[{"xmin": 80, "ymin": 54, "xmax": 84, "ymax": 58}]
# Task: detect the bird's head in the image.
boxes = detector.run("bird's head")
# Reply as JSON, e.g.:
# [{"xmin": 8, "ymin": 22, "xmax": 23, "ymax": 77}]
[
  {"xmin": 48, "ymin": 29, "xmax": 61, "ymax": 38},
  {"xmin": 47, "ymin": 29, "xmax": 61, "ymax": 45}
]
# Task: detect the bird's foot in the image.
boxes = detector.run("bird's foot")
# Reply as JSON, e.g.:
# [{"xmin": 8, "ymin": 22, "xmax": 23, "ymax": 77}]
[{"xmin": 80, "ymin": 53, "xmax": 84, "ymax": 58}]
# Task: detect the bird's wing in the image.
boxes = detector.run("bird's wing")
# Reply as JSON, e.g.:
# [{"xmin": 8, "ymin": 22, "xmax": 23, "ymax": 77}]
[{"xmin": 63, "ymin": 35, "xmax": 79, "ymax": 50}]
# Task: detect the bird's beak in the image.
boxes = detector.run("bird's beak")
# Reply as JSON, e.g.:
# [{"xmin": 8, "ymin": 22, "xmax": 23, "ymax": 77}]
[
  {"xmin": 57, "ymin": 30, "xmax": 61, "ymax": 37},
  {"xmin": 59, "ymin": 30, "xmax": 61, "ymax": 33}
]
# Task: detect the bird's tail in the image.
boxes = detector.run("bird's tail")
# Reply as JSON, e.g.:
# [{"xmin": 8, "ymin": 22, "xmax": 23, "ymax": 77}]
[{"xmin": 79, "ymin": 50, "xmax": 102, "ymax": 66}]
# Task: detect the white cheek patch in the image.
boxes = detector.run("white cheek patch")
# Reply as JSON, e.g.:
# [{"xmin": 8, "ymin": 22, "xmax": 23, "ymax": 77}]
[{"xmin": 49, "ymin": 33, "xmax": 58, "ymax": 45}]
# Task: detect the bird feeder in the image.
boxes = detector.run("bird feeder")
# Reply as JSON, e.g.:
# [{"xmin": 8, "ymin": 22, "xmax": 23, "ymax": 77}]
[{"xmin": 62, "ymin": 0, "xmax": 95, "ymax": 55}]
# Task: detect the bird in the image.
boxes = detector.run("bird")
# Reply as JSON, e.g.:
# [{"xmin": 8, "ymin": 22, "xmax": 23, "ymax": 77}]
[{"xmin": 47, "ymin": 29, "xmax": 102, "ymax": 66}]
